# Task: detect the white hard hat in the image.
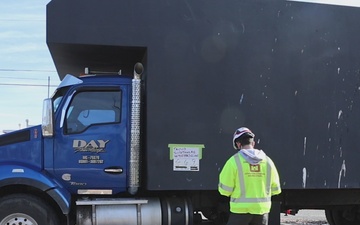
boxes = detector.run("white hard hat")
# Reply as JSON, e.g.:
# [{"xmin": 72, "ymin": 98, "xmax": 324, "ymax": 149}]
[{"xmin": 232, "ymin": 127, "xmax": 255, "ymax": 149}]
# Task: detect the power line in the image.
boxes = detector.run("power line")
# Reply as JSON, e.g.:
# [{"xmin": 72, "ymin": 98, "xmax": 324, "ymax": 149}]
[
  {"xmin": 0, "ymin": 69, "xmax": 56, "ymax": 73},
  {"xmin": 0, "ymin": 19, "xmax": 45, "ymax": 22},
  {"xmin": 0, "ymin": 83, "xmax": 58, "ymax": 87},
  {"xmin": 0, "ymin": 76, "xmax": 53, "ymax": 81}
]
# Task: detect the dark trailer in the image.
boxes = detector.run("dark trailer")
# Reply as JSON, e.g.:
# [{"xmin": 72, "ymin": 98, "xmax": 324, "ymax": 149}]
[{"xmin": 47, "ymin": 0, "xmax": 360, "ymax": 224}]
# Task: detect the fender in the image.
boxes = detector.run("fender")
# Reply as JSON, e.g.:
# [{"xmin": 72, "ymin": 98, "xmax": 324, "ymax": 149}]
[{"xmin": 0, "ymin": 164, "xmax": 71, "ymax": 214}]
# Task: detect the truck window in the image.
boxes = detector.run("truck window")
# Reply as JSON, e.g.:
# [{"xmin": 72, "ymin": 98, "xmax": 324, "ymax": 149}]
[
  {"xmin": 52, "ymin": 87, "xmax": 70, "ymax": 113},
  {"xmin": 65, "ymin": 90, "xmax": 121, "ymax": 134}
]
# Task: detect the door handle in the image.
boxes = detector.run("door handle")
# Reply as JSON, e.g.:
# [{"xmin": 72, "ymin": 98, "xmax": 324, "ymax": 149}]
[{"xmin": 104, "ymin": 167, "xmax": 123, "ymax": 174}]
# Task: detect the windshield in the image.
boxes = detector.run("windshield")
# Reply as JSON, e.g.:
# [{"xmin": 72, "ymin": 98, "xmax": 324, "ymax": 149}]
[{"xmin": 52, "ymin": 87, "xmax": 70, "ymax": 113}]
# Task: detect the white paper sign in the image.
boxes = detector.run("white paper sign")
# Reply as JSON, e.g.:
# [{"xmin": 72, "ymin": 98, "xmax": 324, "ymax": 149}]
[{"xmin": 173, "ymin": 147, "xmax": 200, "ymax": 171}]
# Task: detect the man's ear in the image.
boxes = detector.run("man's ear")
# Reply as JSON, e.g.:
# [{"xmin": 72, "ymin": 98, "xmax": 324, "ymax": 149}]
[{"xmin": 251, "ymin": 139, "xmax": 256, "ymax": 147}]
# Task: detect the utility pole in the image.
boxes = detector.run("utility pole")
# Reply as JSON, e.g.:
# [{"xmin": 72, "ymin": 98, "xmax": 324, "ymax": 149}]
[{"xmin": 48, "ymin": 76, "xmax": 50, "ymax": 97}]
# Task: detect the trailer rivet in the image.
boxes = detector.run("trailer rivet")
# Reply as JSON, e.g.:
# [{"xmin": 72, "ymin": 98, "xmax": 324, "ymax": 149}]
[{"xmin": 175, "ymin": 207, "xmax": 182, "ymax": 213}]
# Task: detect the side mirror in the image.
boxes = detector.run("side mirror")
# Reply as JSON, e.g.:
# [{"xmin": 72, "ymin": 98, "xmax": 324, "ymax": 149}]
[{"xmin": 42, "ymin": 98, "xmax": 54, "ymax": 137}]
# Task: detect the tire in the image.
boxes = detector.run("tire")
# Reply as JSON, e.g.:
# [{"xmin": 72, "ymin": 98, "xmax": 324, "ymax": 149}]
[
  {"xmin": 0, "ymin": 193, "xmax": 61, "ymax": 225},
  {"xmin": 325, "ymin": 207, "xmax": 360, "ymax": 225},
  {"xmin": 325, "ymin": 209, "xmax": 335, "ymax": 225}
]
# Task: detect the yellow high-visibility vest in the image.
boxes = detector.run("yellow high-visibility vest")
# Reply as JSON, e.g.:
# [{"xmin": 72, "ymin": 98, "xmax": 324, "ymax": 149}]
[{"xmin": 218, "ymin": 152, "xmax": 281, "ymax": 215}]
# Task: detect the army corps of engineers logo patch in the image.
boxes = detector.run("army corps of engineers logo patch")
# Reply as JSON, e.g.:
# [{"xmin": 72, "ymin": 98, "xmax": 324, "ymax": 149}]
[{"xmin": 250, "ymin": 164, "xmax": 260, "ymax": 172}]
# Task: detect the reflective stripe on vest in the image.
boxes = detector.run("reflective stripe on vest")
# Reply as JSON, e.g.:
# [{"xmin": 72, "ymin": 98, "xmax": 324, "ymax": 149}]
[
  {"xmin": 230, "ymin": 154, "xmax": 272, "ymax": 203},
  {"xmin": 219, "ymin": 183, "xmax": 234, "ymax": 192}
]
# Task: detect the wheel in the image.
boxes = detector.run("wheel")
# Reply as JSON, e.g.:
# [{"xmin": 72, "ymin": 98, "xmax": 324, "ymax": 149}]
[
  {"xmin": 0, "ymin": 194, "xmax": 60, "ymax": 225},
  {"xmin": 325, "ymin": 209, "xmax": 335, "ymax": 225},
  {"xmin": 325, "ymin": 207, "xmax": 360, "ymax": 225}
]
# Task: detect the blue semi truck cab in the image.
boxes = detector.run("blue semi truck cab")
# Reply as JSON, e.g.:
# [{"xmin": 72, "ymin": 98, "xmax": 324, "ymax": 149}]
[
  {"xmin": 0, "ymin": 64, "xmax": 204, "ymax": 225},
  {"xmin": 43, "ymin": 72, "xmax": 133, "ymax": 195}
]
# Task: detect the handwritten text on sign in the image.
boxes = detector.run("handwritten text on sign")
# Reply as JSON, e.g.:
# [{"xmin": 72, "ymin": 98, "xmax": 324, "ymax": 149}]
[{"xmin": 173, "ymin": 147, "xmax": 200, "ymax": 171}]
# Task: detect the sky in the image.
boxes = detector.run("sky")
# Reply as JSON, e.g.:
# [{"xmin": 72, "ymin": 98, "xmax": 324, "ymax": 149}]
[{"xmin": 0, "ymin": 0, "xmax": 59, "ymax": 133}]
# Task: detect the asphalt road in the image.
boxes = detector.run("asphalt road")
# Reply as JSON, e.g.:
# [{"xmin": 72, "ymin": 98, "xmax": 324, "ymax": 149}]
[{"xmin": 281, "ymin": 210, "xmax": 328, "ymax": 225}]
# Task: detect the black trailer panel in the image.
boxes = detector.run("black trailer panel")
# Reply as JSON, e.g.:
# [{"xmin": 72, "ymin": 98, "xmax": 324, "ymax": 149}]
[{"xmin": 47, "ymin": 0, "xmax": 360, "ymax": 190}]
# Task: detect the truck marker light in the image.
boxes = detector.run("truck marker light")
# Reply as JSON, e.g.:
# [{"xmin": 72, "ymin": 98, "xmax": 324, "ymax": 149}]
[{"xmin": 34, "ymin": 129, "xmax": 38, "ymax": 138}]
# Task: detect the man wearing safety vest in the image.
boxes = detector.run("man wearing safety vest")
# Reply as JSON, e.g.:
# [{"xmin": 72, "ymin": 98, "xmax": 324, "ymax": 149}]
[{"xmin": 218, "ymin": 127, "xmax": 281, "ymax": 225}]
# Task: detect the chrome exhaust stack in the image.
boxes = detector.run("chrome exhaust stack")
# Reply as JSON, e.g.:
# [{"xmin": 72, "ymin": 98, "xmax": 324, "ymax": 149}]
[{"xmin": 128, "ymin": 62, "xmax": 144, "ymax": 195}]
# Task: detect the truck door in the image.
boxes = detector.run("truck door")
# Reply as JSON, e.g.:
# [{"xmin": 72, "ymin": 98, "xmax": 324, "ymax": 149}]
[{"xmin": 53, "ymin": 86, "xmax": 130, "ymax": 194}]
